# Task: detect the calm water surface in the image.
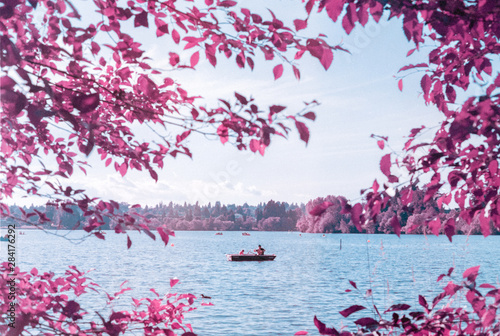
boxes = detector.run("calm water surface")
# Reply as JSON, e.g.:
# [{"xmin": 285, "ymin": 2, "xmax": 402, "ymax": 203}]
[{"xmin": 6, "ymin": 231, "xmax": 500, "ymax": 335}]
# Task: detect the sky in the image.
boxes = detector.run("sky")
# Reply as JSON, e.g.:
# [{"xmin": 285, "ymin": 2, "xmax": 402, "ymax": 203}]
[{"xmin": 12, "ymin": 1, "xmax": 446, "ymax": 207}]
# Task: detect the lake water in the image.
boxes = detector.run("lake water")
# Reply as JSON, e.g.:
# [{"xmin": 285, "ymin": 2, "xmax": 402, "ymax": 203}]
[{"xmin": 5, "ymin": 230, "xmax": 500, "ymax": 335}]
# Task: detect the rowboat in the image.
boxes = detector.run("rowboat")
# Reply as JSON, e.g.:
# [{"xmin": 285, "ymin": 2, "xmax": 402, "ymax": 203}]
[
  {"xmin": 226, "ymin": 254, "xmax": 276, "ymax": 261},
  {"xmin": 242, "ymin": 232, "xmax": 251, "ymax": 236}
]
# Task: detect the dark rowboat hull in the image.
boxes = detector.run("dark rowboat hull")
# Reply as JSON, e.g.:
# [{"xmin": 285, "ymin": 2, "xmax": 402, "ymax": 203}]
[{"xmin": 226, "ymin": 254, "xmax": 276, "ymax": 261}]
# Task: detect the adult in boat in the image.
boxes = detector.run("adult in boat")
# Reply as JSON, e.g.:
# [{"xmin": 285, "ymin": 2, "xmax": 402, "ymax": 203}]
[{"xmin": 255, "ymin": 245, "xmax": 265, "ymax": 255}]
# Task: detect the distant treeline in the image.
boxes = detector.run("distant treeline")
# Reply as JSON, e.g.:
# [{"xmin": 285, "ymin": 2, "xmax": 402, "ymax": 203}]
[
  {"xmin": 5, "ymin": 186, "xmax": 498, "ymax": 235},
  {"xmin": 297, "ymin": 186, "xmax": 499, "ymax": 235},
  {"xmin": 5, "ymin": 200, "xmax": 303, "ymax": 232}
]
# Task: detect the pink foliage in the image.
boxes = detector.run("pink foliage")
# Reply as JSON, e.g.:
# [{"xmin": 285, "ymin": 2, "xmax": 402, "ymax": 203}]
[
  {"xmin": 0, "ymin": 263, "xmax": 199, "ymax": 336},
  {"xmin": 312, "ymin": 0, "xmax": 500, "ymax": 238},
  {"xmin": 0, "ymin": 0, "xmax": 333, "ymax": 238},
  {"xmin": 312, "ymin": 266, "xmax": 500, "ymax": 335},
  {"xmin": 297, "ymin": 196, "xmax": 351, "ymax": 233},
  {"xmin": 3, "ymin": 0, "xmax": 500, "ymax": 335}
]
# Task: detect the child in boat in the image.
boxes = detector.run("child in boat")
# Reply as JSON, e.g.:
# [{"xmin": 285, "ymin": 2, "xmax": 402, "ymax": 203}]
[
  {"xmin": 239, "ymin": 249, "xmax": 245, "ymax": 255},
  {"xmin": 255, "ymin": 245, "xmax": 265, "ymax": 255}
]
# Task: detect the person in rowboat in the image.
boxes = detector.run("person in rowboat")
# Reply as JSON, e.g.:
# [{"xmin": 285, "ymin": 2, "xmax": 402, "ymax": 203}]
[
  {"xmin": 255, "ymin": 245, "xmax": 265, "ymax": 255},
  {"xmin": 239, "ymin": 249, "xmax": 245, "ymax": 255}
]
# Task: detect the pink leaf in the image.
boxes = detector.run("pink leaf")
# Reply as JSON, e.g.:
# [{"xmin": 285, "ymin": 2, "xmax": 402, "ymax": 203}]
[
  {"xmin": 118, "ymin": 162, "xmax": 128, "ymax": 177},
  {"xmin": 247, "ymin": 57, "xmax": 254, "ymax": 70},
  {"xmin": 155, "ymin": 19, "xmax": 169, "ymax": 37},
  {"xmin": 127, "ymin": 235, "xmax": 132, "ymax": 249},
  {"xmin": 325, "ymin": 0, "xmax": 345, "ymax": 22},
  {"xmin": 249, "ymin": 139, "xmax": 260, "ymax": 153},
  {"xmin": 149, "ymin": 169, "xmax": 158, "ymax": 182},
  {"xmin": 398, "ymin": 79, "xmax": 403, "ymax": 91},
  {"xmin": 488, "ymin": 160, "xmax": 498, "ymax": 175},
  {"xmin": 304, "ymin": 0, "xmax": 314, "ymax": 14},
  {"xmin": 354, "ymin": 317, "xmax": 378, "ymax": 327},
  {"xmin": 295, "ymin": 332, "xmax": 309, "ymax": 336},
  {"xmin": 217, "ymin": 125, "xmax": 229, "ymax": 144},
  {"xmin": 421, "ymin": 74, "xmax": 432, "ymax": 97},
  {"xmin": 293, "ymin": 19, "xmax": 308, "ymax": 31},
  {"xmin": 139, "ymin": 224, "xmax": 156, "ymax": 240},
  {"xmin": 444, "ymin": 217, "xmax": 455, "ymax": 242},
  {"xmin": 295, "ymin": 121, "xmax": 309, "ymax": 144},
  {"xmin": 172, "ymin": 29, "xmax": 180, "ymax": 44},
  {"xmin": 137, "ymin": 75, "xmax": 157, "ymax": 98},
  {"xmin": 169, "ymin": 52, "xmax": 180, "ymax": 66},
  {"xmin": 424, "ymin": 183, "xmax": 442, "ymax": 202},
  {"xmin": 309, "ymin": 201, "xmax": 333, "ymax": 216},
  {"xmin": 236, "ymin": 52, "xmax": 245, "ymax": 68},
  {"xmin": 463, "ymin": 265, "xmax": 480, "ymax": 282},
  {"xmin": 349, "ymin": 280, "xmax": 357, "ymax": 289},
  {"xmin": 377, "ymin": 140, "xmax": 384, "ymax": 149},
  {"xmin": 157, "ymin": 226, "xmax": 174, "ymax": 246},
  {"xmin": 482, "ymin": 309, "xmax": 496, "ymax": 327},
  {"xmin": 190, "ymin": 51, "xmax": 200, "ymax": 67},
  {"xmin": 350, "ymin": 203, "xmax": 363, "ymax": 232},
  {"xmin": 390, "ymin": 215, "xmax": 401, "ymax": 237},
  {"xmin": 62, "ymin": 300, "xmax": 80, "ymax": 318},
  {"xmin": 303, "ymin": 112, "xmax": 315, "ymax": 121},
  {"xmin": 95, "ymin": 231, "xmax": 105, "ymax": 240},
  {"xmin": 380, "ymin": 154, "xmax": 391, "ymax": 177},
  {"xmin": 235, "ymin": 92, "xmax": 248, "ymax": 105},
  {"xmin": 176, "ymin": 130, "xmax": 191, "ymax": 143},
  {"xmin": 270, "ymin": 105, "xmax": 286, "ymax": 116},
  {"xmin": 313, "ymin": 316, "xmax": 338, "ymax": 335},
  {"xmin": 385, "ymin": 304, "xmax": 410, "ymax": 313},
  {"xmin": 342, "ymin": 8, "xmax": 355, "ymax": 34},
  {"xmin": 273, "ymin": 64, "xmax": 283, "ymax": 80},
  {"xmin": 0, "ymin": 76, "xmax": 16, "ymax": 90},
  {"xmin": 307, "ymin": 39, "xmax": 333, "ymax": 70},
  {"xmin": 339, "ymin": 305, "xmax": 366, "ymax": 317},
  {"xmin": 479, "ymin": 210, "xmax": 491, "ymax": 237},
  {"xmin": 218, "ymin": 0, "xmax": 236, "ymax": 7},
  {"xmin": 205, "ymin": 47, "xmax": 217, "ymax": 67},
  {"xmin": 399, "ymin": 63, "xmax": 428, "ymax": 72},
  {"xmin": 428, "ymin": 218, "xmax": 441, "ymax": 236},
  {"xmin": 293, "ymin": 65, "xmax": 301, "ymax": 80},
  {"xmin": 134, "ymin": 11, "xmax": 148, "ymax": 28},
  {"xmin": 72, "ymin": 93, "xmax": 100, "ymax": 114},
  {"xmin": 320, "ymin": 48, "xmax": 333, "ymax": 70},
  {"xmin": 418, "ymin": 295, "xmax": 428, "ymax": 309},
  {"xmin": 170, "ymin": 278, "xmax": 179, "ymax": 287}
]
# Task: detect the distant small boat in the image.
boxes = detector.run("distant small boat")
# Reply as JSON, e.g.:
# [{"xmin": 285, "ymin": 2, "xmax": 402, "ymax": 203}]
[
  {"xmin": 226, "ymin": 254, "xmax": 276, "ymax": 261},
  {"xmin": 215, "ymin": 232, "xmax": 223, "ymax": 235},
  {"xmin": 0, "ymin": 236, "xmax": 9, "ymax": 242},
  {"xmin": 242, "ymin": 232, "xmax": 250, "ymax": 236}
]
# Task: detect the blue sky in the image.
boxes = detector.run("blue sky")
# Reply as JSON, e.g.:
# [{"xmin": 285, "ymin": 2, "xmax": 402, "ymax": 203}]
[{"xmin": 13, "ymin": 2, "xmax": 445, "ymax": 207}]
